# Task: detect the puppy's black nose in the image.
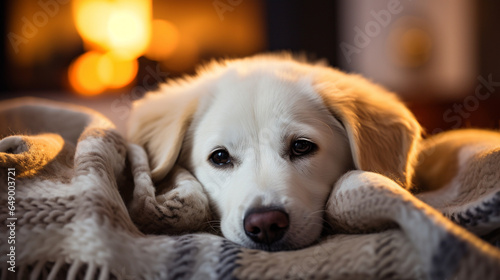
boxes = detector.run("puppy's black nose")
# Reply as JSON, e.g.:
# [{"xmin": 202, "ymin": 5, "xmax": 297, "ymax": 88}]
[{"xmin": 244, "ymin": 209, "xmax": 289, "ymax": 244}]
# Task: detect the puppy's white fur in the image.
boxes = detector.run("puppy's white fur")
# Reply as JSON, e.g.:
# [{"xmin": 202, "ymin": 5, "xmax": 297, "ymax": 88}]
[{"xmin": 128, "ymin": 53, "xmax": 421, "ymax": 250}]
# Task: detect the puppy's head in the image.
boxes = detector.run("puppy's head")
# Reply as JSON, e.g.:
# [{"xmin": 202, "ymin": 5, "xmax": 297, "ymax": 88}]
[{"xmin": 128, "ymin": 54, "xmax": 421, "ymax": 251}]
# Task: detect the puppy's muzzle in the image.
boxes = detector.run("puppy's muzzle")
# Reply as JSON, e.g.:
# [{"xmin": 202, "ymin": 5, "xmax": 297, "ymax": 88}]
[{"xmin": 243, "ymin": 207, "xmax": 289, "ymax": 244}]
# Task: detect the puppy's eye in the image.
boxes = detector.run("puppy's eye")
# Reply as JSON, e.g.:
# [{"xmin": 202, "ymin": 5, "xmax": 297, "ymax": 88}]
[
  {"xmin": 210, "ymin": 149, "xmax": 231, "ymax": 166},
  {"xmin": 291, "ymin": 139, "xmax": 317, "ymax": 157}
]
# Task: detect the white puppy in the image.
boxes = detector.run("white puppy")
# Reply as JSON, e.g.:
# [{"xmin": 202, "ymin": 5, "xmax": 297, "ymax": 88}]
[{"xmin": 128, "ymin": 54, "xmax": 421, "ymax": 251}]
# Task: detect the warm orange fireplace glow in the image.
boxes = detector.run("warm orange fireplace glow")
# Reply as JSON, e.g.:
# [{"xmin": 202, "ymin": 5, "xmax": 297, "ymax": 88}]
[
  {"xmin": 68, "ymin": 51, "xmax": 106, "ymax": 95},
  {"xmin": 69, "ymin": 0, "xmax": 151, "ymax": 95},
  {"xmin": 145, "ymin": 19, "xmax": 180, "ymax": 62},
  {"xmin": 68, "ymin": 51, "xmax": 138, "ymax": 96},
  {"xmin": 98, "ymin": 53, "xmax": 138, "ymax": 89},
  {"xmin": 64, "ymin": 0, "xmax": 265, "ymax": 96}
]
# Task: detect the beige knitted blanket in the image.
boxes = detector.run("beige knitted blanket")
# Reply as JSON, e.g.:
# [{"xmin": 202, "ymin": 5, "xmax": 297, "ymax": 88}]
[{"xmin": 0, "ymin": 98, "xmax": 499, "ymax": 280}]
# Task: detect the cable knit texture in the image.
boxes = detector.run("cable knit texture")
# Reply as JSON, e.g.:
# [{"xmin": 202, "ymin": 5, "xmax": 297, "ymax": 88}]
[{"xmin": 0, "ymin": 98, "xmax": 499, "ymax": 280}]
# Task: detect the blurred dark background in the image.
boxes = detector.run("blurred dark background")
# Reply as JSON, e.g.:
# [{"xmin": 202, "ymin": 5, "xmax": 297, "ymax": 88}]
[{"xmin": 1, "ymin": 0, "xmax": 499, "ymax": 134}]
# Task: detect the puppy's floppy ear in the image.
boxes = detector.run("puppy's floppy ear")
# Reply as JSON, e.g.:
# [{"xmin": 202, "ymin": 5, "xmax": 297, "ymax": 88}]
[
  {"xmin": 316, "ymin": 70, "xmax": 421, "ymax": 188},
  {"xmin": 127, "ymin": 84, "xmax": 203, "ymax": 182}
]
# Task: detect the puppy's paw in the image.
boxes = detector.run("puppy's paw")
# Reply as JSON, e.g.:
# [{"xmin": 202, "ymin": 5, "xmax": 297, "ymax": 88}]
[
  {"xmin": 150, "ymin": 165, "xmax": 213, "ymax": 234},
  {"xmin": 159, "ymin": 171, "xmax": 211, "ymax": 220},
  {"xmin": 129, "ymin": 162, "xmax": 212, "ymax": 234}
]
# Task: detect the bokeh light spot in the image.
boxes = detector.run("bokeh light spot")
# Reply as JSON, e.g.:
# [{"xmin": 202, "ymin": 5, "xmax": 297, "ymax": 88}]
[
  {"xmin": 145, "ymin": 19, "xmax": 180, "ymax": 61},
  {"xmin": 107, "ymin": 7, "xmax": 149, "ymax": 59},
  {"xmin": 68, "ymin": 51, "xmax": 107, "ymax": 96},
  {"xmin": 97, "ymin": 52, "xmax": 138, "ymax": 88},
  {"xmin": 73, "ymin": 0, "xmax": 111, "ymax": 48}
]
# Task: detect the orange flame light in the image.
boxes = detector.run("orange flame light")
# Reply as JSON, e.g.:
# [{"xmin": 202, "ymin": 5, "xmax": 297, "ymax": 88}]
[
  {"xmin": 69, "ymin": 0, "xmax": 151, "ymax": 95},
  {"xmin": 68, "ymin": 0, "xmax": 264, "ymax": 96},
  {"xmin": 68, "ymin": 51, "xmax": 106, "ymax": 96},
  {"xmin": 145, "ymin": 19, "xmax": 180, "ymax": 61}
]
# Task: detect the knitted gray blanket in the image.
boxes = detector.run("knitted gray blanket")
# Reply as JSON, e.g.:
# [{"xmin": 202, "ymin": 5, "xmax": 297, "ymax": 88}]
[{"xmin": 0, "ymin": 98, "xmax": 499, "ymax": 280}]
